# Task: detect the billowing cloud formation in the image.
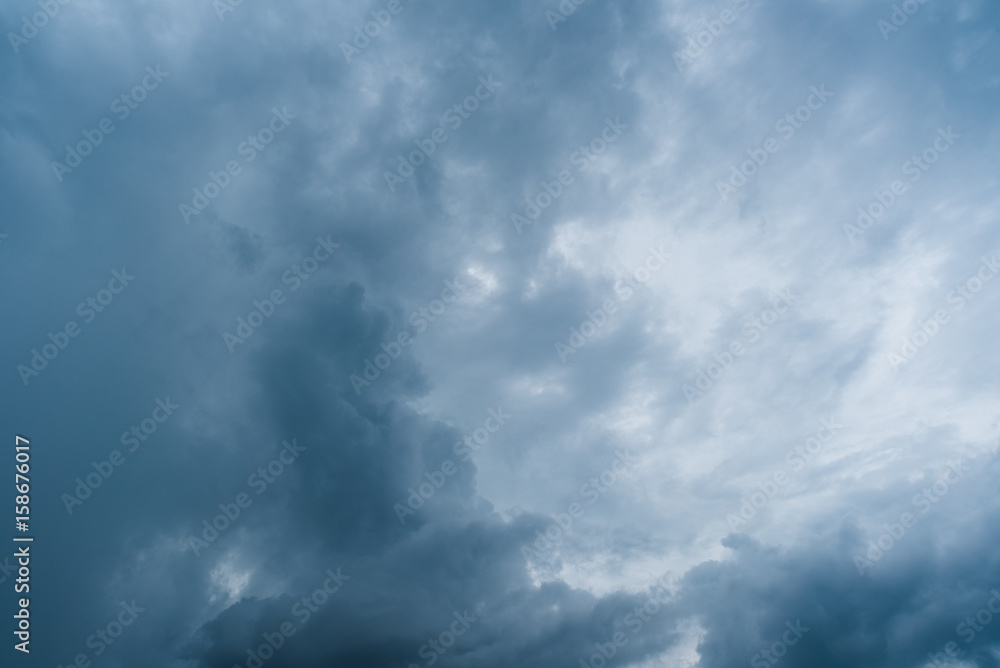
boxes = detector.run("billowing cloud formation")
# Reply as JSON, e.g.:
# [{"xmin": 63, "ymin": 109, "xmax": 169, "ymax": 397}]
[{"xmin": 1, "ymin": 0, "xmax": 1000, "ymax": 666}]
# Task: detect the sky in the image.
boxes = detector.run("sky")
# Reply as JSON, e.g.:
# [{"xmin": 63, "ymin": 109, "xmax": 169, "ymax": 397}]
[{"xmin": 1, "ymin": 0, "xmax": 1000, "ymax": 666}]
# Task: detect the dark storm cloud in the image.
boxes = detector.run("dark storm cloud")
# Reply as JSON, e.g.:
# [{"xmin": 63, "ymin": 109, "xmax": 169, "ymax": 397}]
[
  {"xmin": 1, "ymin": 0, "xmax": 1000, "ymax": 666},
  {"xmin": 681, "ymin": 452, "xmax": 1000, "ymax": 668}
]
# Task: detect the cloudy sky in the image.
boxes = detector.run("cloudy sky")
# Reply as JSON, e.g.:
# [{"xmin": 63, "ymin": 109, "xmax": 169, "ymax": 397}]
[{"xmin": 2, "ymin": 0, "xmax": 1000, "ymax": 666}]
